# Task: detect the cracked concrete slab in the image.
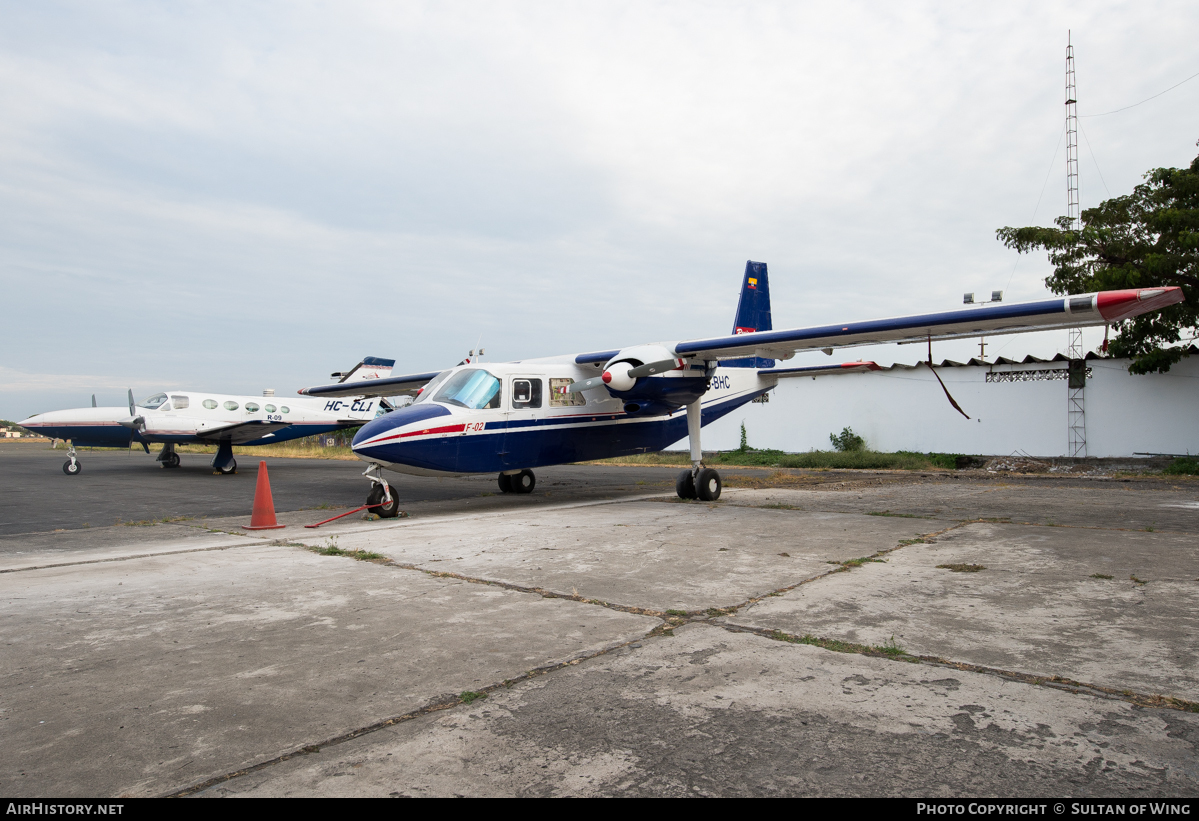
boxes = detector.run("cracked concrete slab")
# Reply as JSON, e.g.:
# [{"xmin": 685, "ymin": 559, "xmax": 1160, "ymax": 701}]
[
  {"xmin": 288, "ymin": 498, "xmax": 935, "ymax": 612},
  {"xmin": 727, "ymin": 522, "xmax": 1199, "ymax": 701},
  {"xmin": 0, "ymin": 544, "xmax": 657, "ymax": 797},
  {"xmin": 722, "ymin": 484, "xmax": 1199, "ymax": 533},
  {"xmin": 199, "ymin": 624, "xmax": 1199, "ymax": 797}
]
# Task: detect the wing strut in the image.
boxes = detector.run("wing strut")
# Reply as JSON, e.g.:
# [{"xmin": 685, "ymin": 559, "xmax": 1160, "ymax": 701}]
[{"xmin": 928, "ymin": 335, "xmax": 970, "ymax": 420}]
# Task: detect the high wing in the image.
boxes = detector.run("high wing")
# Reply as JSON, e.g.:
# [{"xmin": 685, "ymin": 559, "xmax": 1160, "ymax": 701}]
[
  {"xmin": 298, "ymin": 370, "xmax": 443, "ymax": 400},
  {"xmin": 764, "ymin": 361, "xmax": 883, "ymax": 378},
  {"xmin": 575, "ymin": 288, "xmax": 1184, "ymax": 364}
]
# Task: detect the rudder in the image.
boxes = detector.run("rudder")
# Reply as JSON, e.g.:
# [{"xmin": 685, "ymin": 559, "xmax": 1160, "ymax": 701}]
[{"xmin": 725, "ymin": 261, "xmax": 774, "ymax": 368}]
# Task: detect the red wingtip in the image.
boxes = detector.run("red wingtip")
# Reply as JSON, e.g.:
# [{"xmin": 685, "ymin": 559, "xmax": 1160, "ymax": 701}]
[
  {"xmin": 1096, "ymin": 287, "xmax": 1185, "ymax": 322},
  {"xmin": 841, "ymin": 361, "xmax": 882, "ymax": 371}
]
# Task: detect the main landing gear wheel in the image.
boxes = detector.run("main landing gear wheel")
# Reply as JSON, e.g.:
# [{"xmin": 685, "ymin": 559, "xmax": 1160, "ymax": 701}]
[
  {"xmin": 498, "ymin": 473, "xmax": 513, "ymax": 493},
  {"xmin": 217, "ymin": 459, "xmax": 236, "ymax": 475},
  {"xmin": 63, "ymin": 460, "xmax": 81, "ymax": 476},
  {"xmin": 675, "ymin": 470, "xmax": 696, "ymax": 499},
  {"xmin": 695, "ymin": 468, "xmax": 722, "ymax": 501},
  {"xmin": 163, "ymin": 453, "xmax": 181, "ymax": 469},
  {"xmin": 512, "ymin": 469, "xmax": 535, "ymax": 494}
]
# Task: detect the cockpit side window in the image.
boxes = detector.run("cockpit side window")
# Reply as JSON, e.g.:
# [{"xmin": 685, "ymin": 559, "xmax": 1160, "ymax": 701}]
[
  {"xmin": 137, "ymin": 393, "xmax": 168, "ymax": 410},
  {"xmin": 432, "ymin": 369, "xmax": 502, "ymax": 410},
  {"xmin": 511, "ymin": 378, "xmax": 542, "ymax": 409}
]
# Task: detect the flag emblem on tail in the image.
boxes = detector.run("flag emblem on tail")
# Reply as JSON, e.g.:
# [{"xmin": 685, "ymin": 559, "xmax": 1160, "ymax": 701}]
[{"xmin": 747, "ymin": 277, "xmax": 757, "ymax": 289}]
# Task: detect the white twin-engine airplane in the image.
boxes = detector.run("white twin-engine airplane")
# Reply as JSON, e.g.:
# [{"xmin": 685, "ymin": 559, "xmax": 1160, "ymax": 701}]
[
  {"xmin": 20, "ymin": 357, "xmax": 398, "ymax": 475},
  {"xmin": 299, "ymin": 262, "xmax": 1184, "ymax": 518}
]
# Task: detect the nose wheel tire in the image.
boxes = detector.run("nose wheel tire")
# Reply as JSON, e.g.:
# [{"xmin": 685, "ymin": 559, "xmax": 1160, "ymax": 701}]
[
  {"xmin": 162, "ymin": 454, "xmax": 181, "ymax": 469},
  {"xmin": 512, "ymin": 470, "xmax": 535, "ymax": 494},
  {"xmin": 63, "ymin": 460, "xmax": 81, "ymax": 476},
  {"xmin": 675, "ymin": 470, "xmax": 696, "ymax": 499},
  {"xmin": 367, "ymin": 484, "xmax": 401, "ymax": 518},
  {"xmin": 695, "ymin": 468, "xmax": 722, "ymax": 501}
]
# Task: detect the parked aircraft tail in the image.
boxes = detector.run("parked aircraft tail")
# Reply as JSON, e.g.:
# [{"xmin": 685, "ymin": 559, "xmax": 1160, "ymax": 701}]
[
  {"xmin": 723, "ymin": 260, "xmax": 775, "ymax": 368},
  {"xmin": 331, "ymin": 356, "xmax": 396, "ymax": 384}
]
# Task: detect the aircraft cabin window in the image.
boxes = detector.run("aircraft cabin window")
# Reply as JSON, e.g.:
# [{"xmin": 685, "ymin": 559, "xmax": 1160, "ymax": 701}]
[
  {"xmin": 171, "ymin": 395, "xmax": 189, "ymax": 410},
  {"xmin": 549, "ymin": 379, "xmax": 586, "ymax": 408},
  {"xmin": 137, "ymin": 393, "xmax": 169, "ymax": 410},
  {"xmin": 202, "ymin": 399, "xmax": 218, "ymax": 410},
  {"xmin": 280, "ymin": 406, "xmax": 290, "ymax": 414},
  {"xmin": 245, "ymin": 402, "xmax": 260, "ymax": 413},
  {"xmin": 264, "ymin": 404, "xmax": 277, "ymax": 413},
  {"xmin": 511, "ymin": 378, "xmax": 542, "ymax": 409},
  {"xmin": 224, "ymin": 401, "xmax": 239, "ymax": 411},
  {"xmin": 433, "ymin": 369, "xmax": 502, "ymax": 410}
]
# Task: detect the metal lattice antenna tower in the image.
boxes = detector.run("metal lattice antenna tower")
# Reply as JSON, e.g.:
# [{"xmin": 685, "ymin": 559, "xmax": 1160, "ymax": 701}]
[{"xmin": 1065, "ymin": 31, "xmax": 1087, "ymax": 457}]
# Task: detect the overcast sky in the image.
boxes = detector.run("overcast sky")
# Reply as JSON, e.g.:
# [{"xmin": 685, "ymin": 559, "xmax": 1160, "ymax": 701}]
[{"xmin": 2, "ymin": 0, "xmax": 1197, "ymax": 420}]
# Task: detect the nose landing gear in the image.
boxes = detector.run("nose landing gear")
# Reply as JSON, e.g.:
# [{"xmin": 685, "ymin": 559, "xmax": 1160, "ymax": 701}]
[
  {"xmin": 62, "ymin": 442, "xmax": 81, "ymax": 475},
  {"xmin": 364, "ymin": 463, "xmax": 401, "ymax": 518}
]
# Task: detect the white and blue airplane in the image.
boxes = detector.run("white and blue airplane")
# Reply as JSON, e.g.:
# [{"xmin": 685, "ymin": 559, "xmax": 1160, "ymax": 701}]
[
  {"xmin": 299, "ymin": 263, "xmax": 1184, "ymax": 517},
  {"xmin": 20, "ymin": 357, "xmax": 399, "ymax": 475}
]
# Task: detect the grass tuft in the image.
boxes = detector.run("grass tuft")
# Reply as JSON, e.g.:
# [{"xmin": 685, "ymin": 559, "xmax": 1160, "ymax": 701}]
[
  {"xmin": 1090, "ymin": 573, "xmax": 1114, "ymax": 580},
  {"xmin": 937, "ymin": 563, "xmax": 986, "ymax": 573},
  {"xmin": 459, "ymin": 691, "xmax": 487, "ymax": 705}
]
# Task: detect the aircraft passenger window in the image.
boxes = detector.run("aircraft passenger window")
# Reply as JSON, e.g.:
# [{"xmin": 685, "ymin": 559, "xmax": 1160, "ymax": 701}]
[
  {"xmin": 511, "ymin": 379, "xmax": 542, "ymax": 409},
  {"xmin": 433, "ymin": 369, "xmax": 502, "ymax": 410},
  {"xmin": 264, "ymin": 404, "xmax": 277, "ymax": 413},
  {"xmin": 137, "ymin": 393, "xmax": 169, "ymax": 410},
  {"xmin": 224, "ymin": 401, "xmax": 239, "ymax": 411},
  {"xmin": 245, "ymin": 402, "xmax": 260, "ymax": 413},
  {"xmin": 549, "ymin": 379, "xmax": 586, "ymax": 407},
  {"xmin": 280, "ymin": 406, "xmax": 290, "ymax": 413},
  {"xmin": 171, "ymin": 395, "xmax": 189, "ymax": 410},
  {"xmin": 202, "ymin": 399, "xmax": 217, "ymax": 410}
]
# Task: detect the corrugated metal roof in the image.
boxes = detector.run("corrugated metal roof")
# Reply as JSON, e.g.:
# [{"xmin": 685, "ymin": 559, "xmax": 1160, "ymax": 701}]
[{"xmin": 879, "ymin": 345, "xmax": 1198, "ymax": 371}]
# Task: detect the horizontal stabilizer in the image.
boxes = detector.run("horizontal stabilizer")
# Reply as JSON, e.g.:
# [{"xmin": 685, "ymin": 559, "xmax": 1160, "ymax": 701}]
[{"xmin": 300, "ymin": 370, "xmax": 443, "ymax": 399}]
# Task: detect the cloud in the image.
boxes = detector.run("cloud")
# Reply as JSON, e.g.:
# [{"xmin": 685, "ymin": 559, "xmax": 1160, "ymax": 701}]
[{"xmin": 1, "ymin": 0, "xmax": 1197, "ymax": 422}]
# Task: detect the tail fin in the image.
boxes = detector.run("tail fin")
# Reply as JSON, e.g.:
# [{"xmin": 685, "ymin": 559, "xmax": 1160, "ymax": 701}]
[
  {"xmin": 724, "ymin": 260, "xmax": 774, "ymax": 368},
  {"xmin": 332, "ymin": 356, "xmax": 396, "ymax": 384}
]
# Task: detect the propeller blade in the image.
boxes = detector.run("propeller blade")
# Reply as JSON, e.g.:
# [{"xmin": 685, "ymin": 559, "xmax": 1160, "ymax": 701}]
[
  {"xmin": 119, "ymin": 416, "xmax": 145, "ymax": 430},
  {"xmin": 627, "ymin": 358, "xmax": 684, "ymax": 379},
  {"xmin": 128, "ymin": 389, "xmax": 136, "ymax": 417},
  {"xmin": 91, "ymin": 394, "xmax": 97, "ymax": 408},
  {"xmin": 566, "ymin": 375, "xmax": 608, "ymax": 394}
]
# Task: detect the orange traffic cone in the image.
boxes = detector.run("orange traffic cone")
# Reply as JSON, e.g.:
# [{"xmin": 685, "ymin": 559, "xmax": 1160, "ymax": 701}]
[{"xmin": 243, "ymin": 460, "xmax": 286, "ymax": 530}]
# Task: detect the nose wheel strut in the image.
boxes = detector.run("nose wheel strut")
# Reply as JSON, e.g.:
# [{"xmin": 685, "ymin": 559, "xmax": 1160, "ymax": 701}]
[
  {"xmin": 62, "ymin": 441, "xmax": 81, "ymax": 476},
  {"xmin": 364, "ymin": 463, "xmax": 400, "ymax": 518}
]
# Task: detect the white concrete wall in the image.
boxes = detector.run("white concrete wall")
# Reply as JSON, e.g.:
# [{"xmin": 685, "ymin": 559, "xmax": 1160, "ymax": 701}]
[{"xmin": 691, "ymin": 356, "xmax": 1199, "ymax": 457}]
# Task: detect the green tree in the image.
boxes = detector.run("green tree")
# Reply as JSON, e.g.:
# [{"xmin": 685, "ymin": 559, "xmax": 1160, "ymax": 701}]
[{"xmin": 996, "ymin": 150, "xmax": 1198, "ymax": 373}]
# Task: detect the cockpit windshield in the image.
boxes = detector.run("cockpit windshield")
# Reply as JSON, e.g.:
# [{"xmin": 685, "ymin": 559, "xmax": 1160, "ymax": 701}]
[
  {"xmin": 413, "ymin": 370, "xmax": 451, "ymax": 404},
  {"xmin": 432, "ymin": 369, "xmax": 502, "ymax": 410},
  {"xmin": 137, "ymin": 393, "xmax": 169, "ymax": 410}
]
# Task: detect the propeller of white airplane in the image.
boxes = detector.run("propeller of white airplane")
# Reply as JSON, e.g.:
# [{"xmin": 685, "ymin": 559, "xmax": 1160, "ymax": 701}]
[{"xmin": 119, "ymin": 389, "xmax": 145, "ymax": 432}]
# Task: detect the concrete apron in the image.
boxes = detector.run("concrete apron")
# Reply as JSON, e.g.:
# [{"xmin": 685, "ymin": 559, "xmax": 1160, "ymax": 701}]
[{"xmin": 2, "ymin": 486, "xmax": 1197, "ymax": 796}]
